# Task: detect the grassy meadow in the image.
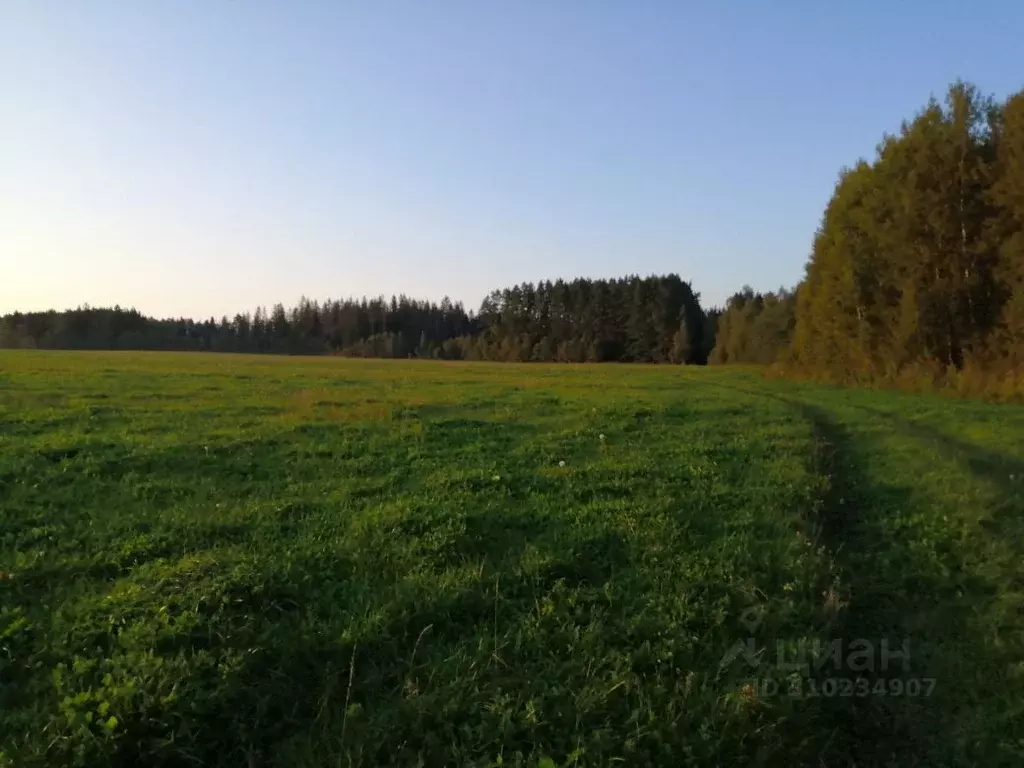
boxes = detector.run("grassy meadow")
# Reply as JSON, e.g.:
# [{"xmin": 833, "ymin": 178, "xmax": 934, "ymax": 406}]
[{"xmin": 1, "ymin": 351, "xmax": 1023, "ymax": 766}]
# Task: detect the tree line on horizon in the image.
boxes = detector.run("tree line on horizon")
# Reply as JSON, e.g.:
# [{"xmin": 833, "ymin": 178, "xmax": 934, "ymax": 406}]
[
  {"xmin": 2, "ymin": 81, "xmax": 1022, "ymax": 395},
  {"xmin": 0, "ymin": 276, "xmax": 716, "ymax": 364}
]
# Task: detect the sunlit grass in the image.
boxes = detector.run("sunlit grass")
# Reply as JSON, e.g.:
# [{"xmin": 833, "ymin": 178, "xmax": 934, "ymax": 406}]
[{"xmin": 1, "ymin": 351, "xmax": 1022, "ymax": 766}]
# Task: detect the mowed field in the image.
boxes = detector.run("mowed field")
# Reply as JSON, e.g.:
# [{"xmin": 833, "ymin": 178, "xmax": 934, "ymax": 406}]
[{"xmin": 2, "ymin": 352, "xmax": 1023, "ymax": 767}]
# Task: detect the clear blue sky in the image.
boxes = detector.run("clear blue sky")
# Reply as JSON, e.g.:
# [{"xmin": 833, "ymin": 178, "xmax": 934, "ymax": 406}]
[{"xmin": 3, "ymin": 2, "xmax": 1023, "ymax": 319}]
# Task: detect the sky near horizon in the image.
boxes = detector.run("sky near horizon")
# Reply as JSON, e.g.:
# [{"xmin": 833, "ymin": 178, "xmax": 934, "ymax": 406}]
[{"xmin": 3, "ymin": 2, "xmax": 1023, "ymax": 319}]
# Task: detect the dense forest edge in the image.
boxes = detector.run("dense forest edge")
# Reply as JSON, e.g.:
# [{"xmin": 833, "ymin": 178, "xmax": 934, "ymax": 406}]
[{"xmin": 3, "ymin": 81, "xmax": 1023, "ymax": 399}]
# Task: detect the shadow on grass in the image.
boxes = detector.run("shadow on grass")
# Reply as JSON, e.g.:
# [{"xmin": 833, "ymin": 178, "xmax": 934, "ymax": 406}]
[
  {"xmin": 639, "ymin": 380, "xmax": 1021, "ymax": 763},
  {"xmin": 791, "ymin": 401, "xmax": 1018, "ymax": 767},
  {"xmin": 853, "ymin": 404, "xmax": 1024, "ymax": 503},
  {"xmin": 8, "ymin": 499, "xmax": 639, "ymax": 767}
]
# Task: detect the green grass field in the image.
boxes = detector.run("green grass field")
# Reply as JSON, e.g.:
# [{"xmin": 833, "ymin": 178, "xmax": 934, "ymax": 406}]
[{"xmin": 2, "ymin": 351, "xmax": 1023, "ymax": 766}]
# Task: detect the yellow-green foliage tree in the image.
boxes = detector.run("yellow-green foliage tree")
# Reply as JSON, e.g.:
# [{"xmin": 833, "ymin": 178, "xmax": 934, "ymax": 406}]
[
  {"xmin": 709, "ymin": 287, "xmax": 796, "ymax": 365},
  {"xmin": 788, "ymin": 82, "xmax": 1024, "ymax": 391}
]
